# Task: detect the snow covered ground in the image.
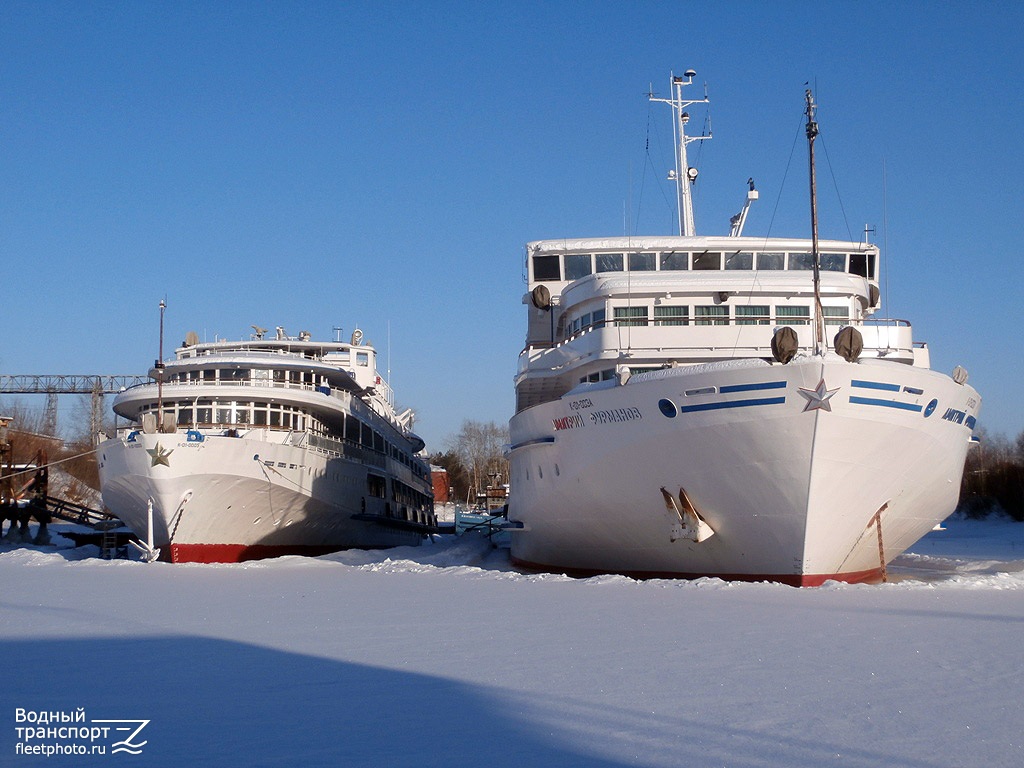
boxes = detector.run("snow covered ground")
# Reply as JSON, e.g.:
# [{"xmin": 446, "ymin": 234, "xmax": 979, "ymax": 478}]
[{"xmin": 2, "ymin": 516, "xmax": 1022, "ymax": 767}]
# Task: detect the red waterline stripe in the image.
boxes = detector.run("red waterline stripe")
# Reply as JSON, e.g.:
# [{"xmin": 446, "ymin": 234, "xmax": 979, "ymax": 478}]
[{"xmin": 169, "ymin": 543, "xmax": 344, "ymax": 564}]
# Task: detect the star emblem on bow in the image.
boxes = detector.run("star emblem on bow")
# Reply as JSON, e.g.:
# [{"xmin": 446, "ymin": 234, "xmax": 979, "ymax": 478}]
[
  {"xmin": 798, "ymin": 378, "xmax": 840, "ymax": 412},
  {"xmin": 147, "ymin": 442, "xmax": 174, "ymax": 467}
]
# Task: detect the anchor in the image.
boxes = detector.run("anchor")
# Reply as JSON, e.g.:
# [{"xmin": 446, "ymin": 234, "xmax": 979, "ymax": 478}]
[{"xmin": 660, "ymin": 486, "xmax": 715, "ymax": 543}]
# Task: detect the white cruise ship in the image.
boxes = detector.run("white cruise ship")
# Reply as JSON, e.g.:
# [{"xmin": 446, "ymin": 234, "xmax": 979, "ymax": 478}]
[
  {"xmin": 507, "ymin": 73, "xmax": 980, "ymax": 585},
  {"xmin": 98, "ymin": 324, "xmax": 434, "ymax": 562}
]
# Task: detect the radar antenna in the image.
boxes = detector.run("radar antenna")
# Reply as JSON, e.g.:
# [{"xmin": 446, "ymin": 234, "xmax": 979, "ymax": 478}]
[{"xmin": 648, "ymin": 70, "xmax": 711, "ymax": 236}]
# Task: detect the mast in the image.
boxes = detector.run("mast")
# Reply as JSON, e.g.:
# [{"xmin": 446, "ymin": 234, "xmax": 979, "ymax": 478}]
[
  {"xmin": 805, "ymin": 89, "xmax": 826, "ymax": 355},
  {"xmin": 156, "ymin": 299, "xmax": 166, "ymax": 429},
  {"xmin": 649, "ymin": 71, "xmax": 711, "ymax": 236}
]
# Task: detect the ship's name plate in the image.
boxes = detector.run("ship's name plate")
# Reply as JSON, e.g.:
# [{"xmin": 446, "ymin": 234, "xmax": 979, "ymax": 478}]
[{"xmin": 553, "ymin": 406, "xmax": 642, "ymax": 431}]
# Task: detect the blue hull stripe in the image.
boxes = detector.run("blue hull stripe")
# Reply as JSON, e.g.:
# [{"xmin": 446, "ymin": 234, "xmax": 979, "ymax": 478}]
[
  {"xmin": 678, "ymin": 396, "xmax": 786, "ymax": 414},
  {"xmin": 509, "ymin": 436, "xmax": 555, "ymax": 451},
  {"xmin": 851, "ymin": 379, "xmax": 901, "ymax": 392},
  {"xmin": 849, "ymin": 396, "xmax": 923, "ymax": 412},
  {"xmin": 719, "ymin": 381, "xmax": 787, "ymax": 394}
]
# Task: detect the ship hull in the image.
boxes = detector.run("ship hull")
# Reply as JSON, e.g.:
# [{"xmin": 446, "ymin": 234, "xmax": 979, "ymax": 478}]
[
  {"xmin": 98, "ymin": 431, "xmax": 422, "ymax": 563},
  {"xmin": 508, "ymin": 356, "xmax": 980, "ymax": 585}
]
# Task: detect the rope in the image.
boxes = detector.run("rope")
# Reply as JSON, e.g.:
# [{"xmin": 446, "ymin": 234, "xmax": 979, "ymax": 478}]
[
  {"xmin": 1, "ymin": 446, "xmax": 98, "ymax": 481},
  {"xmin": 818, "ymin": 134, "xmax": 854, "ymax": 242},
  {"xmin": 763, "ymin": 113, "xmax": 804, "ymax": 242}
]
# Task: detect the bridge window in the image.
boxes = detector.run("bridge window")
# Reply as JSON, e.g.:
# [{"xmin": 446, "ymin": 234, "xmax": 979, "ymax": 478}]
[
  {"xmin": 725, "ymin": 252, "xmax": 753, "ymax": 270},
  {"xmin": 595, "ymin": 253, "xmax": 624, "ymax": 272},
  {"xmin": 736, "ymin": 305, "xmax": 770, "ymax": 325},
  {"xmin": 654, "ymin": 305, "xmax": 689, "ymax": 326},
  {"xmin": 532, "ymin": 255, "xmax": 561, "ymax": 282},
  {"xmin": 789, "ymin": 253, "xmax": 815, "ymax": 270},
  {"xmin": 821, "ymin": 253, "xmax": 846, "ymax": 272},
  {"xmin": 565, "ymin": 254, "xmax": 593, "ymax": 281},
  {"xmin": 629, "ymin": 252, "xmax": 656, "ymax": 271},
  {"xmin": 693, "ymin": 252, "xmax": 722, "ymax": 270},
  {"xmin": 659, "ymin": 251, "xmax": 689, "ymax": 270},
  {"xmin": 756, "ymin": 252, "xmax": 785, "ymax": 270},
  {"xmin": 849, "ymin": 252, "xmax": 876, "ymax": 279}
]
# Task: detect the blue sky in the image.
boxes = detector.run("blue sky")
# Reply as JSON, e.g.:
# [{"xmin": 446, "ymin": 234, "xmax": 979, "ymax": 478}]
[{"xmin": 1, "ymin": 1, "xmax": 1021, "ymax": 450}]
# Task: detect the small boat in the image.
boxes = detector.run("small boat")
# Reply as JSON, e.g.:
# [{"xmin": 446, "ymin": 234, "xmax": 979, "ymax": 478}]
[
  {"xmin": 98, "ymin": 323, "xmax": 435, "ymax": 562},
  {"xmin": 507, "ymin": 72, "xmax": 980, "ymax": 585}
]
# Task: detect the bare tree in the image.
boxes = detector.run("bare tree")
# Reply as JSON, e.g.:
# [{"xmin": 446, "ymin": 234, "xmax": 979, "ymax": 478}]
[{"xmin": 444, "ymin": 420, "xmax": 509, "ymax": 502}]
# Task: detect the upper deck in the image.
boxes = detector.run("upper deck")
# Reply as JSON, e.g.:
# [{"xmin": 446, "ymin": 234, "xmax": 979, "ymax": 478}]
[
  {"xmin": 526, "ymin": 236, "xmax": 878, "ymax": 292},
  {"xmin": 515, "ymin": 236, "xmax": 913, "ymax": 412}
]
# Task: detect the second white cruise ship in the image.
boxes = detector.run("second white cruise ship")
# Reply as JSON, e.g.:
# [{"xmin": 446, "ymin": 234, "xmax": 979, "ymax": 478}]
[{"xmin": 99, "ymin": 322, "xmax": 434, "ymax": 563}]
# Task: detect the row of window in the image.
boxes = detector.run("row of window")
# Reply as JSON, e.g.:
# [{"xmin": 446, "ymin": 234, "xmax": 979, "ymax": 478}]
[
  {"xmin": 367, "ymin": 473, "xmax": 434, "ymax": 524},
  {"xmin": 533, "ymin": 250, "xmax": 876, "ymax": 282},
  {"xmin": 136, "ymin": 399, "xmax": 428, "ymax": 480},
  {"xmin": 140, "ymin": 400, "xmax": 310, "ymax": 429},
  {"xmin": 165, "ymin": 362, "xmax": 366, "ymax": 387},
  {"xmin": 563, "ymin": 304, "xmax": 849, "ymax": 339}
]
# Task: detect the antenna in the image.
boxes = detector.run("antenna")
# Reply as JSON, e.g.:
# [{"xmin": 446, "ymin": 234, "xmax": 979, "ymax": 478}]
[{"xmin": 648, "ymin": 70, "xmax": 711, "ymax": 236}]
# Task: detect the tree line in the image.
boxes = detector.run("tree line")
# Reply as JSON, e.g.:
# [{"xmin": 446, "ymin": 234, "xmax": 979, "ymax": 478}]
[{"xmin": 959, "ymin": 427, "xmax": 1024, "ymax": 521}]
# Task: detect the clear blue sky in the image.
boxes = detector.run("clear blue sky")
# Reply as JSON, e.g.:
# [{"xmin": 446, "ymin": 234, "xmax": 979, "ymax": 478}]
[{"xmin": 2, "ymin": 1, "xmax": 1021, "ymax": 450}]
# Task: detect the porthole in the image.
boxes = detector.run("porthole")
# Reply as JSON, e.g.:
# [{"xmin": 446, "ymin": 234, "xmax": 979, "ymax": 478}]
[{"xmin": 658, "ymin": 398, "xmax": 678, "ymax": 418}]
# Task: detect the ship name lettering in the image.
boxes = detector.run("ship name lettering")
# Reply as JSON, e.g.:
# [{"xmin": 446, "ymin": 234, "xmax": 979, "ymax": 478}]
[
  {"xmin": 588, "ymin": 407, "xmax": 642, "ymax": 425},
  {"xmin": 552, "ymin": 414, "xmax": 586, "ymax": 431},
  {"xmin": 941, "ymin": 407, "xmax": 966, "ymax": 425}
]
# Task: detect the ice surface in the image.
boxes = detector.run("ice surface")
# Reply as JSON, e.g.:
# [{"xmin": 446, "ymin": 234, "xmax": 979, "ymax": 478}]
[{"xmin": 2, "ymin": 516, "xmax": 1022, "ymax": 766}]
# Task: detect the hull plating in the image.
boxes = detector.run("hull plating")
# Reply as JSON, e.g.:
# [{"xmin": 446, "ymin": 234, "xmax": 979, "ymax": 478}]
[
  {"xmin": 508, "ymin": 357, "xmax": 979, "ymax": 584},
  {"xmin": 98, "ymin": 432, "xmax": 421, "ymax": 563}
]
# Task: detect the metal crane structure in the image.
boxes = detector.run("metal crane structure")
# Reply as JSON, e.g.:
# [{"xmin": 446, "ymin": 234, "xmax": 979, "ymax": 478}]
[{"xmin": 0, "ymin": 375, "xmax": 148, "ymax": 439}]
